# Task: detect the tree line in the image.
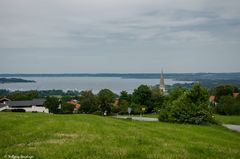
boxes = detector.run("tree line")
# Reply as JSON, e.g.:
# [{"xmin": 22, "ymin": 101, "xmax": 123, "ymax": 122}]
[
  {"xmin": 44, "ymin": 83, "xmax": 217, "ymax": 124},
  {"xmin": 210, "ymin": 85, "xmax": 240, "ymax": 115},
  {"xmin": 1, "ymin": 83, "xmax": 239, "ymax": 124},
  {"xmin": 44, "ymin": 86, "xmax": 164, "ymax": 115}
]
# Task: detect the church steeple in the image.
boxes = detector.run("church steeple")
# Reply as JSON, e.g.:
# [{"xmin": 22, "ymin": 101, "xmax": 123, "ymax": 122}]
[{"xmin": 160, "ymin": 69, "xmax": 166, "ymax": 94}]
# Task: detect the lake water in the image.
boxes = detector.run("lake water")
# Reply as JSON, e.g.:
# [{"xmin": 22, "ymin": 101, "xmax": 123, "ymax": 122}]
[{"xmin": 0, "ymin": 77, "xmax": 192, "ymax": 94}]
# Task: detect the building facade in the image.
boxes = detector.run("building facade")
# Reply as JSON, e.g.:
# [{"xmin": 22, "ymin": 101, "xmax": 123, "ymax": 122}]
[{"xmin": 0, "ymin": 98, "xmax": 49, "ymax": 113}]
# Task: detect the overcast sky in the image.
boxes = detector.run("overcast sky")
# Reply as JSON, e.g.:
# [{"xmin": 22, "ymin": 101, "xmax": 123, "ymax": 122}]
[{"xmin": 0, "ymin": 0, "xmax": 240, "ymax": 73}]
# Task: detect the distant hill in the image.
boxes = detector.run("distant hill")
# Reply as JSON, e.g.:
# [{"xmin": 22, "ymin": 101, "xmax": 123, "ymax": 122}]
[{"xmin": 0, "ymin": 78, "xmax": 35, "ymax": 84}]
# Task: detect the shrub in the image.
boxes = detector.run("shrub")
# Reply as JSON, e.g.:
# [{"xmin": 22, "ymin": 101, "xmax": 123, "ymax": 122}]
[
  {"xmin": 2, "ymin": 109, "xmax": 12, "ymax": 112},
  {"xmin": 159, "ymin": 83, "xmax": 215, "ymax": 124},
  {"xmin": 130, "ymin": 103, "xmax": 142, "ymax": 114},
  {"xmin": 92, "ymin": 110, "xmax": 103, "ymax": 116}
]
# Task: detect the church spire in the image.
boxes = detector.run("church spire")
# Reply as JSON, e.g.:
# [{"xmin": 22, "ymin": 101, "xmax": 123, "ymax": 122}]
[{"xmin": 160, "ymin": 68, "xmax": 166, "ymax": 94}]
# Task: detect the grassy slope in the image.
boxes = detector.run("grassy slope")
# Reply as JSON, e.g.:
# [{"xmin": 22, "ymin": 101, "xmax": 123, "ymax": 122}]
[
  {"xmin": 132, "ymin": 114, "xmax": 240, "ymax": 125},
  {"xmin": 215, "ymin": 115, "xmax": 240, "ymax": 125},
  {"xmin": 0, "ymin": 113, "xmax": 240, "ymax": 159}
]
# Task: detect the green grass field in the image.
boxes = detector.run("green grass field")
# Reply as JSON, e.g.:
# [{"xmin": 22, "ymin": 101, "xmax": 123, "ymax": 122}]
[
  {"xmin": 0, "ymin": 113, "xmax": 240, "ymax": 159},
  {"xmin": 214, "ymin": 115, "xmax": 240, "ymax": 125},
  {"xmin": 131, "ymin": 114, "xmax": 159, "ymax": 118}
]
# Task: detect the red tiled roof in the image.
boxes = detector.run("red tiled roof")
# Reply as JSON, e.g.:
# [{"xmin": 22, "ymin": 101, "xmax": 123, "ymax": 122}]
[
  {"xmin": 209, "ymin": 96, "xmax": 216, "ymax": 102},
  {"xmin": 75, "ymin": 104, "xmax": 81, "ymax": 109},
  {"xmin": 67, "ymin": 100, "xmax": 81, "ymax": 109},
  {"xmin": 233, "ymin": 93, "xmax": 239, "ymax": 98},
  {"xmin": 112, "ymin": 99, "xmax": 119, "ymax": 107}
]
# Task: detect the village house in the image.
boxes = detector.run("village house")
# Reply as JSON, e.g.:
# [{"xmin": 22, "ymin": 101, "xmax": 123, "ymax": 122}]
[
  {"xmin": 67, "ymin": 99, "xmax": 81, "ymax": 113},
  {"xmin": 209, "ymin": 92, "xmax": 239, "ymax": 107},
  {"xmin": 233, "ymin": 93, "xmax": 239, "ymax": 98},
  {"xmin": 0, "ymin": 98, "xmax": 49, "ymax": 113}
]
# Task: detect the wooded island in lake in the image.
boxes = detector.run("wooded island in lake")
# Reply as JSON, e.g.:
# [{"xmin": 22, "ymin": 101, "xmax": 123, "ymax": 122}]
[{"xmin": 0, "ymin": 78, "xmax": 35, "ymax": 84}]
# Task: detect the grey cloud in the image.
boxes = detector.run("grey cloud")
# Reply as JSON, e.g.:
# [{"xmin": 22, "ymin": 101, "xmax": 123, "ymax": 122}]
[{"xmin": 0, "ymin": 0, "xmax": 240, "ymax": 73}]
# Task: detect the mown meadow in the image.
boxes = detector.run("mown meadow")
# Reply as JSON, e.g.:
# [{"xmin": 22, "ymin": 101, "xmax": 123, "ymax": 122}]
[
  {"xmin": 215, "ymin": 114, "xmax": 240, "ymax": 125},
  {"xmin": 0, "ymin": 113, "xmax": 240, "ymax": 159}
]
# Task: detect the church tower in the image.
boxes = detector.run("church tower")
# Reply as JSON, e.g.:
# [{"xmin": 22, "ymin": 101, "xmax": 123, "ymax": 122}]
[{"xmin": 159, "ymin": 69, "xmax": 166, "ymax": 94}]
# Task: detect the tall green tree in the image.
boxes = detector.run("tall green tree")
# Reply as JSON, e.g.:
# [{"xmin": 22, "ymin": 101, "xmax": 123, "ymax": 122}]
[
  {"xmin": 98, "ymin": 89, "xmax": 116, "ymax": 114},
  {"xmin": 217, "ymin": 96, "xmax": 240, "ymax": 115},
  {"xmin": 132, "ymin": 85, "xmax": 152, "ymax": 112},
  {"xmin": 118, "ymin": 91, "xmax": 132, "ymax": 114},
  {"xmin": 151, "ymin": 88, "xmax": 165, "ymax": 112},
  {"xmin": 44, "ymin": 97, "xmax": 60, "ymax": 114},
  {"xmin": 119, "ymin": 91, "xmax": 131, "ymax": 103},
  {"xmin": 213, "ymin": 85, "xmax": 239, "ymax": 101},
  {"xmin": 118, "ymin": 100, "xmax": 129, "ymax": 114},
  {"xmin": 79, "ymin": 90, "xmax": 99, "ymax": 113}
]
